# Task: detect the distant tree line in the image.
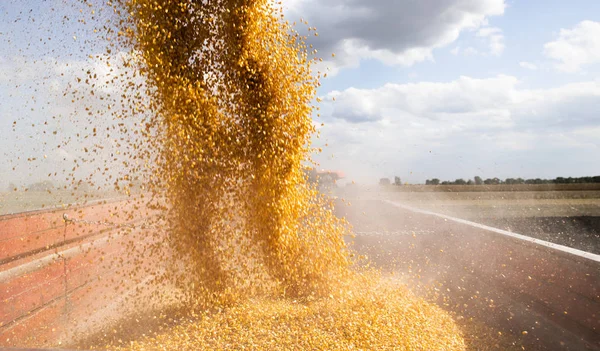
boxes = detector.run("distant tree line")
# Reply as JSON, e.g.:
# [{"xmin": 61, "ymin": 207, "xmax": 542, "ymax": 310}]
[
  {"xmin": 6, "ymin": 180, "xmax": 95, "ymax": 192},
  {"xmin": 424, "ymin": 176, "xmax": 600, "ymax": 185},
  {"xmin": 379, "ymin": 176, "xmax": 403, "ymax": 186},
  {"xmin": 26, "ymin": 180, "xmax": 55, "ymax": 191}
]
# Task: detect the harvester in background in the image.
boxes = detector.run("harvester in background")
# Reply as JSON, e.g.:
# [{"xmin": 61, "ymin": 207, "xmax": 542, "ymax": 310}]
[{"xmin": 305, "ymin": 168, "xmax": 345, "ymax": 192}]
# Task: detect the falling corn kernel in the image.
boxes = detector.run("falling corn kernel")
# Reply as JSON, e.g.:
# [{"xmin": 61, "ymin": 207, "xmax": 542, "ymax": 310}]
[{"xmin": 10, "ymin": 1, "xmax": 474, "ymax": 350}]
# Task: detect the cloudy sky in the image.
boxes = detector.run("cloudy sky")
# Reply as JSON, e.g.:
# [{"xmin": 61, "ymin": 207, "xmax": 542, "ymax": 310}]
[
  {"xmin": 1, "ymin": 0, "xmax": 599, "ymax": 189},
  {"xmin": 0, "ymin": 0, "xmax": 148, "ymax": 192},
  {"xmin": 286, "ymin": 0, "xmax": 600, "ymax": 184}
]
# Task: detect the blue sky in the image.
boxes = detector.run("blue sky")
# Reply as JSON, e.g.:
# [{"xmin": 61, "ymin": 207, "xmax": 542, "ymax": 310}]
[
  {"xmin": 284, "ymin": 0, "xmax": 600, "ymax": 183},
  {"xmin": 316, "ymin": 0, "xmax": 600, "ymax": 91},
  {"xmin": 1, "ymin": 0, "xmax": 599, "ymax": 188},
  {"xmin": 0, "ymin": 0, "xmax": 135, "ymax": 190}
]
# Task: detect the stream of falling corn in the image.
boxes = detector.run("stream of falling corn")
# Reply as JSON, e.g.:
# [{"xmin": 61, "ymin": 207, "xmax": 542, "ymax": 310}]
[{"xmin": 84, "ymin": 1, "xmax": 467, "ymax": 349}]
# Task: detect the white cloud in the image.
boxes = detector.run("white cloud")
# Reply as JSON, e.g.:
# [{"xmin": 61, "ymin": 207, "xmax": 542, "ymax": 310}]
[
  {"xmin": 325, "ymin": 75, "xmax": 521, "ymax": 124},
  {"xmin": 315, "ymin": 76, "xmax": 600, "ymax": 183},
  {"xmin": 519, "ymin": 61, "xmax": 538, "ymax": 70},
  {"xmin": 325, "ymin": 76, "xmax": 600, "ymax": 129},
  {"xmin": 0, "ymin": 53, "xmax": 147, "ymax": 187},
  {"xmin": 289, "ymin": 0, "xmax": 506, "ymax": 74},
  {"xmin": 450, "ymin": 27, "xmax": 504, "ymax": 57},
  {"xmin": 463, "ymin": 47, "xmax": 480, "ymax": 56},
  {"xmin": 544, "ymin": 20, "xmax": 600, "ymax": 72},
  {"xmin": 477, "ymin": 26, "xmax": 505, "ymax": 55}
]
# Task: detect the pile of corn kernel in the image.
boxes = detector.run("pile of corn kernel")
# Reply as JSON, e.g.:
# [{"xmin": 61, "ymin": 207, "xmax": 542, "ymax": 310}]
[{"xmin": 115, "ymin": 283, "xmax": 465, "ymax": 351}]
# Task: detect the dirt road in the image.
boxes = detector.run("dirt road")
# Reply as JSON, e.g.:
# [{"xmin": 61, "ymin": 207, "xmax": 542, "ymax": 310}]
[{"xmin": 336, "ymin": 196, "xmax": 600, "ymax": 350}]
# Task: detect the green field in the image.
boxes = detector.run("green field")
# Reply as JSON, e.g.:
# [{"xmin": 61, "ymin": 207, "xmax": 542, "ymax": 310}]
[
  {"xmin": 384, "ymin": 183, "xmax": 600, "ymax": 193},
  {"xmin": 5, "ymin": 184, "xmax": 600, "ymax": 220},
  {"xmin": 339, "ymin": 183, "xmax": 600, "ymax": 218},
  {"xmin": 382, "ymin": 191, "xmax": 600, "ymax": 219},
  {"xmin": 0, "ymin": 190, "xmax": 125, "ymax": 216}
]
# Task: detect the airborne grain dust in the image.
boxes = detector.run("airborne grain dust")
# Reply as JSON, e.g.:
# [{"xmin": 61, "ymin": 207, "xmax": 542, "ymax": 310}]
[
  {"xmin": 95, "ymin": 1, "xmax": 467, "ymax": 349},
  {"xmin": 5, "ymin": 0, "xmax": 468, "ymax": 349}
]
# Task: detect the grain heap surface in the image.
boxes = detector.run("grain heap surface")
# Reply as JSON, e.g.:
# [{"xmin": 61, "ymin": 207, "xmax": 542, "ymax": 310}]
[{"xmin": 119, "ymin": 283, "xmax": 464, "ymax": 350}]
